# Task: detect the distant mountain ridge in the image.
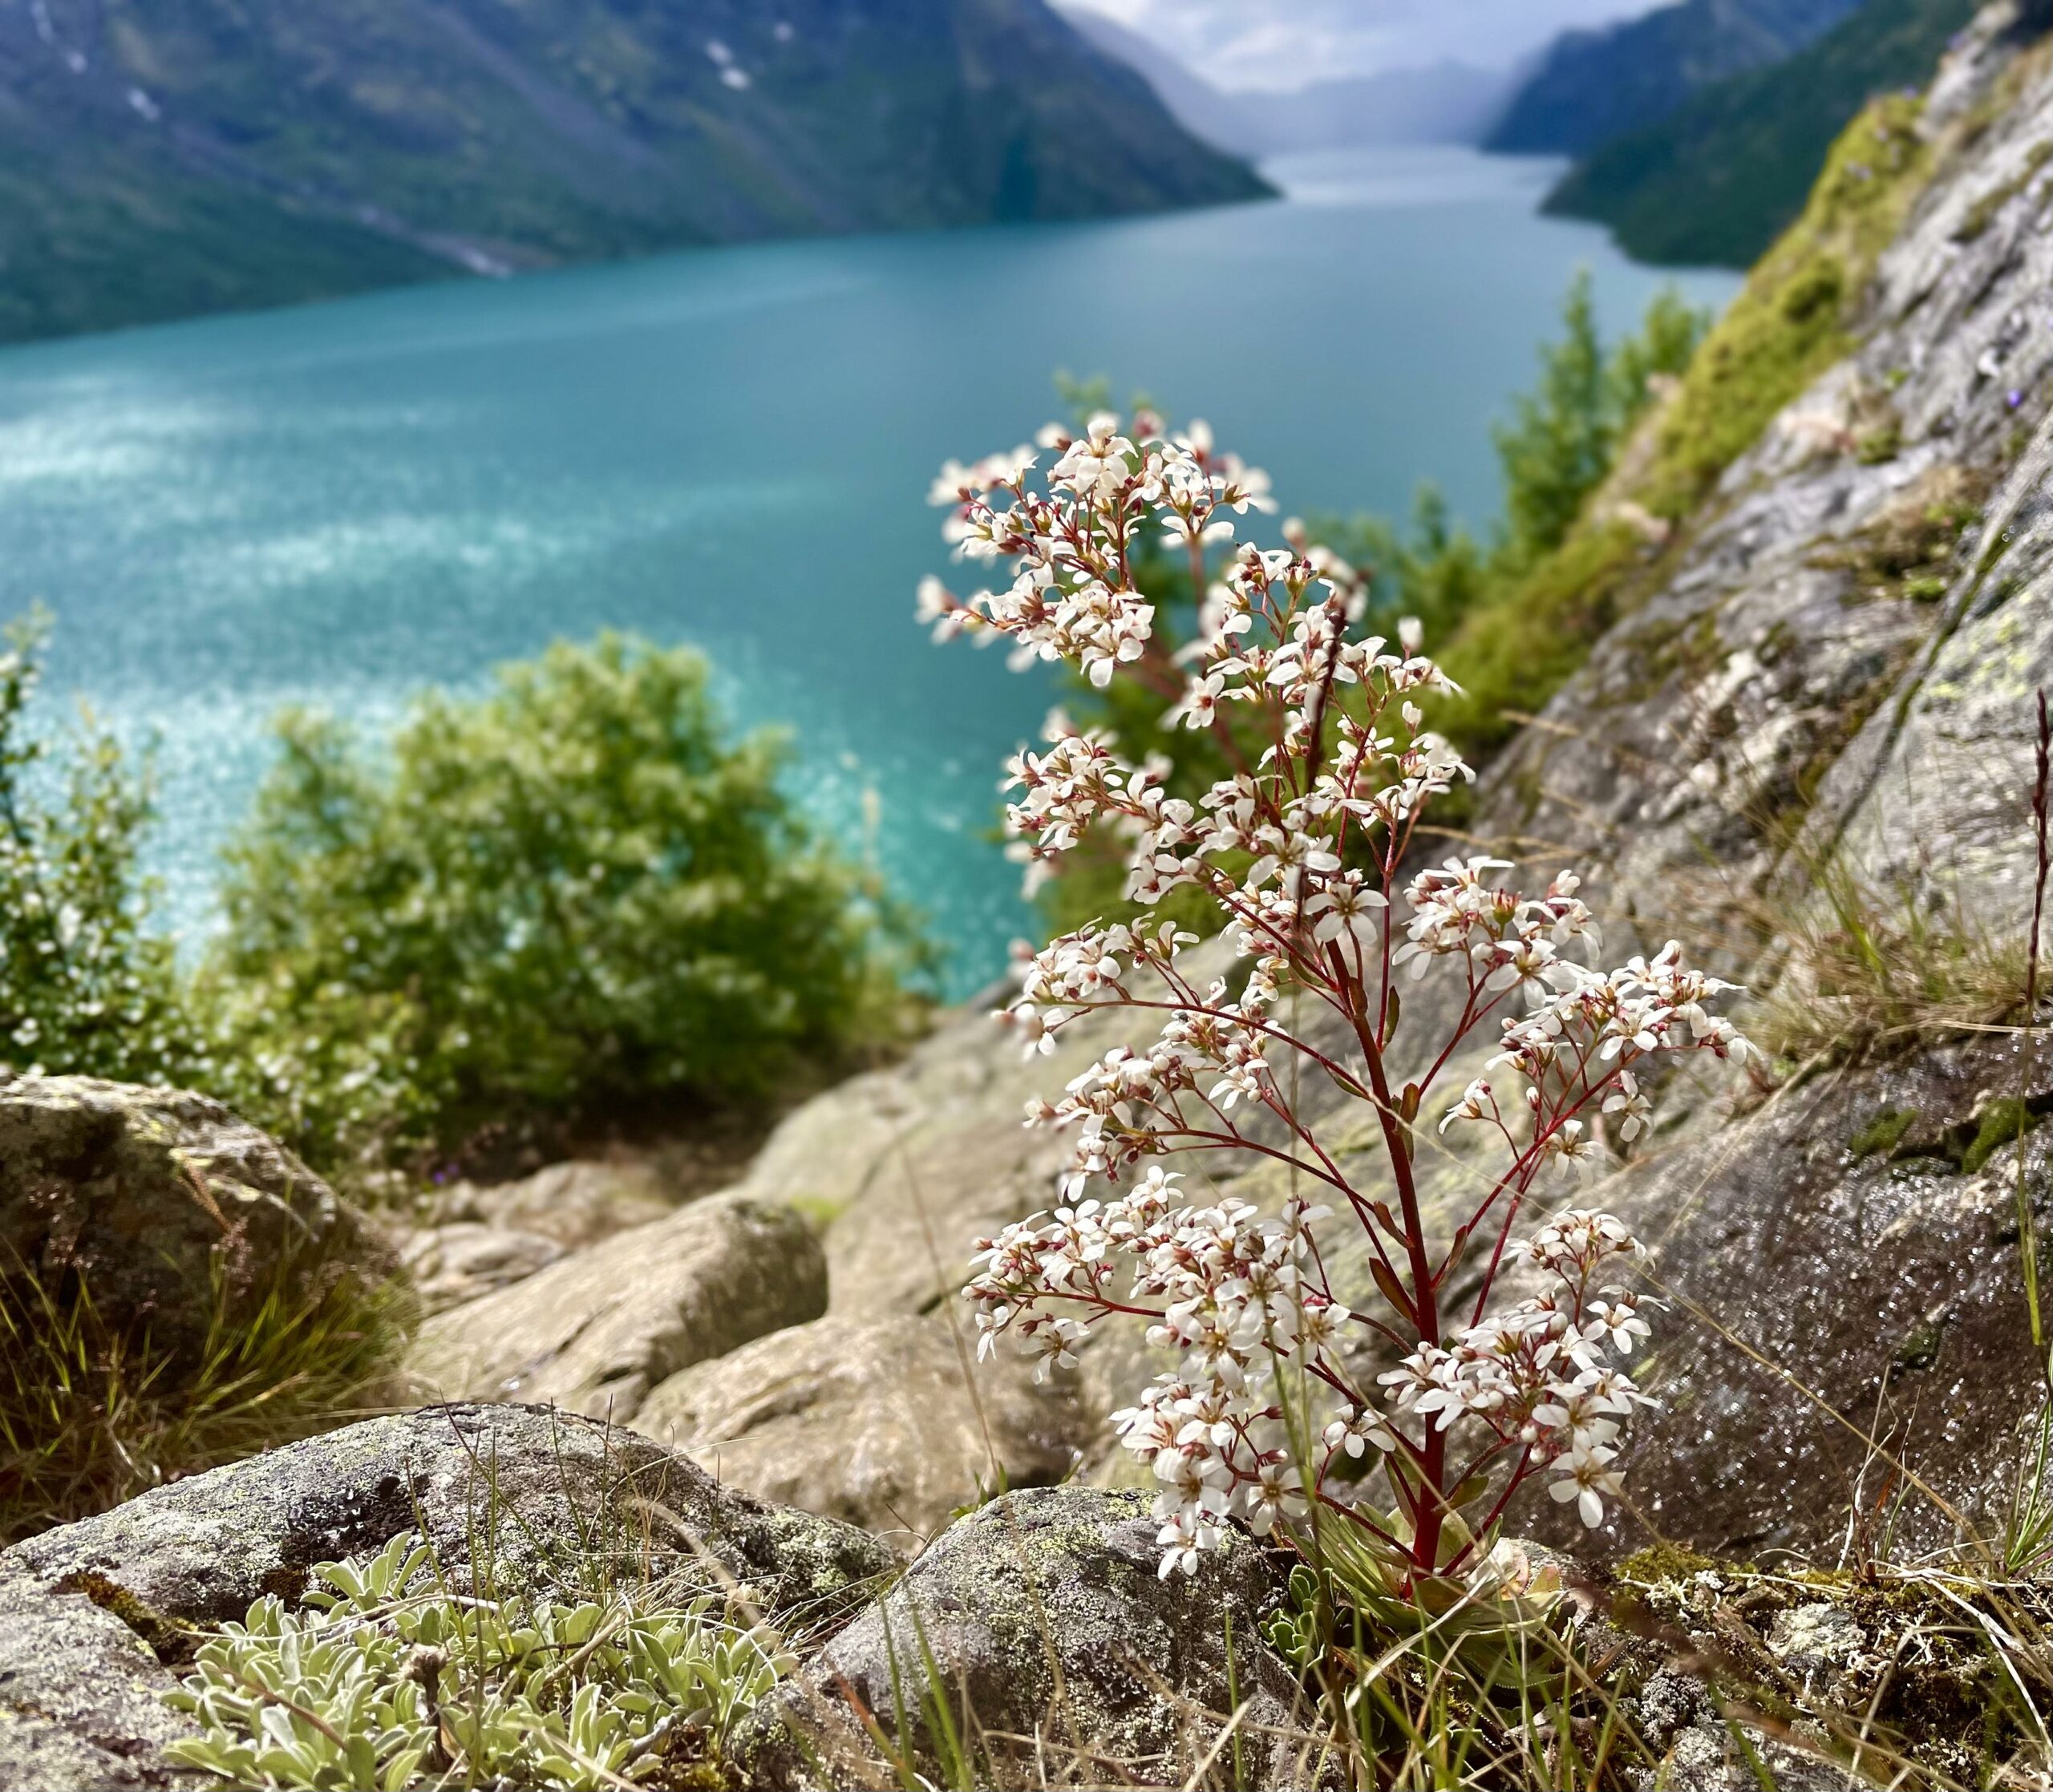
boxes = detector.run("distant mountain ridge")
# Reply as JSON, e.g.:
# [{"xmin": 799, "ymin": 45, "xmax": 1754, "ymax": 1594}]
[
  {"xmin": 0, "ymin": 0, "xmax": 1270, "ymax": 346},
  {"xmin": 1543, "ymin": 0, "xmax": 1981, "ymax": 265},
  {"xmin": 1487, "ymin": 0, "xmax": 1867, "ymax": 155},
  {"xmin": 1055, "ymin": 6, "xmax": 1512, "ymax": 155}
]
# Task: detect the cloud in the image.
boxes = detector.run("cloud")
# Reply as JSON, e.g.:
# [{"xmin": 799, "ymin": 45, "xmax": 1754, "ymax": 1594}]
[{"xmin": 1062, "ymin": 0, "xmax": 1658, "ymax": 88}]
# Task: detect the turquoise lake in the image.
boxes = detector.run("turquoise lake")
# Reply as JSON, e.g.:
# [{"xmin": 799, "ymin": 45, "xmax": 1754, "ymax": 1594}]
[{"xmin": 0, "ymin": 148, "xmax": 1738, "ymax": 996}]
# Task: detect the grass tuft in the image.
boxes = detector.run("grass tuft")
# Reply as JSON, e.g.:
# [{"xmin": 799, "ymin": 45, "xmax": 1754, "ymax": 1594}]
[
  {"xmin": 1749, "ymin": 850, "xmax": 2026, "ymax": 1069},
  {"xmin": 0, "ymin": 1242, "xmax": 408, "ymax": 1546}
]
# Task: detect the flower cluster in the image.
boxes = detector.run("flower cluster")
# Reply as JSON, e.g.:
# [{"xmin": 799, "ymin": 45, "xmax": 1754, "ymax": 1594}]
[{"xmin": 926, "ymin": 414, "xmax": 1750, "ymax": 1582}]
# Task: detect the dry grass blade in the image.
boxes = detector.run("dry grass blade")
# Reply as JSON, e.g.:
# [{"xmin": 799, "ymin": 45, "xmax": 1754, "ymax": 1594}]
[{"xmin": 0, "ymin": 1241, "xmax": 407, "ymax": 1545}]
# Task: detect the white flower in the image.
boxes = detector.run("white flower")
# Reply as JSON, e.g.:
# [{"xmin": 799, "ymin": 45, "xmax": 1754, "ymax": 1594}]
[
  {"xmin": 1549, "ymin": 1442, "xmax": 1624, "ymax": 1529},
  {"xmin": 929, "ymin": 411, "xmax": 1739, "ymax": 1577},
  {"xmin": 1245, "ymin": 1459, "xmax": 1306, "ymax": 1535}
]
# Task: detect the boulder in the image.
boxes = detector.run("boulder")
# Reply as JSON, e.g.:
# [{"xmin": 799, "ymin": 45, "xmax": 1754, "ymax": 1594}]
[
  {"xmin": 739, "ymin": 1486, "xmax": 1305, "ymax": 1788},
  {"xmin": 427, "ymin": 1158, "xmax": 676, "ymax": 1249},
  {"xmin": 398, "ymin": 1220, "xmax": 564, "ymax": 1316},
  {"xmin": 405, "ymin": 1189, "xmax": 826, "ymax": 1420},
  {"xmin": 633, "ymin": 1312, "xmax": 1090, "ymax": 1547},
  {"xmin": 1524, "ymin": 1032, "xmax": 2049, "ymax": 1563},
  {"xmin": 742, "ymin": 939, "xmax": 1261, "ymax": 1321},
  {"xmin": 0, "ymin": 1574, "xmax": 197, "ymax": 1790},
  {"xmin": 0, "ymin": 1404, "xmax": 894, "ymax": 1790},
  {"xmin": 0, "ymin": 1074, "xmax": 393, "ymax": 1370}
]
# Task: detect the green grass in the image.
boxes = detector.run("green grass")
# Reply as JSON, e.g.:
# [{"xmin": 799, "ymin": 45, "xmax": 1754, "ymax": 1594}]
[
  {"xmin": 0, "ymin": 1241, "xmax": 407, "ymax": 1546},
  {"xmin": 1749, "ymin": 845, "xmax": 2026, "ymax": 1070}
]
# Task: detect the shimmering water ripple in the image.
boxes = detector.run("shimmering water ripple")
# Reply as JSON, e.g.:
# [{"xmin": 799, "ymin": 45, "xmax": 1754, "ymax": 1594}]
[{"xmin": 0, "ymin": 148, "xmax": 1737, "ymax": 995}]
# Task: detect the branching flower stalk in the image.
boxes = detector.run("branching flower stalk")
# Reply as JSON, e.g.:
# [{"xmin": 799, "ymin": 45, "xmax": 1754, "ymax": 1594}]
[{"xmin": 920, "ymin": 411, "xmax": 1751, "ymax": 1589}]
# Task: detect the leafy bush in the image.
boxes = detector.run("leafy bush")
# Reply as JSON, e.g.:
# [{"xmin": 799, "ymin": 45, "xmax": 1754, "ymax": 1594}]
[
  {"xmin": 202, "ymin": 633, "xmax": 924, "ymax": 1171},
  {"xmin": 166, "ymin": 1530, "xmax": 784, "ymax": 1789},
  {"xmin": 0, "ymin": 609, "xmax": 204, "ymax": 1087}
]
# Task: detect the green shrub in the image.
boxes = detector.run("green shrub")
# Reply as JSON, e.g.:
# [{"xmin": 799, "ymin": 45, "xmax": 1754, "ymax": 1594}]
[
  {"xmin": 0, "ymin": 609, "xmax": 204, "ymax": 1087},
  {"xmin": 202, "ymin": 634, "xmax": 924, "ymax": 1172}
]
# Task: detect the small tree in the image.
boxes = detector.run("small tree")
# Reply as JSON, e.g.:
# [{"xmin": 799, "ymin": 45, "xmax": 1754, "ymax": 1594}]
[
  {"xmin": 922, "ymin": 415, "xmax": 1748, "ymax": 1589},
  {"xmin": 204, "ymin": 633, "xmax": 921, "ymax": 1169},
  {"xmin": 0, "ymin": 609, "xmax": 199, "ymax": 1086},
  {"xmin": 1494, "ymin": 273, "xmax": 1707, "ymax": 568}
]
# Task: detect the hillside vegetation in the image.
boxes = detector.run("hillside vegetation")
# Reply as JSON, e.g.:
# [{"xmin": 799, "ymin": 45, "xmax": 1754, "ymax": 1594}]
[
  {"xmin": 1545, "ymin": 0, "xmax": 1980, "ymax": 265},
  {"xmin": 1485, "ymin": 0, "xmax": 1863, "ymax": 156},
  {"xmin": 0, "ymin": 0, "xmax": 1269, "ymax": 344}
]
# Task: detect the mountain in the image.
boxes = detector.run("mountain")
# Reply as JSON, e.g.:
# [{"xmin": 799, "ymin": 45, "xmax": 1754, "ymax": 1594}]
[
  {"xmin": 1245, "ymin": 64, "xmax": 1516, "ymax": 154},
  {"xmin": 1545, "ymin": 0, "xmax": 1981, "ymax": 265},
  {"xmin": 1486, "ymin": 0, "xmax": 1867, "ymax": 155},
  {"xmin": 1051, "ymin": 6, "xmax": 1258, "ymax": 152},
  {"xmin": 0, "ymin": 0, "xmax": 1272, "ymax": 346},
  {"xmin": 1055, "ymin": 6, "xmax": 1511, "ymax": 156}
]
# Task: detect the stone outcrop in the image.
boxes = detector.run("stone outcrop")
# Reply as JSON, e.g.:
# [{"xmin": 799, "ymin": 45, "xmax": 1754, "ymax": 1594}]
[
  {"xmin": 1533, "ymin": 1033, "xmax": 2052, "ymax": 1561},
  {"xmin": 405, "ymin": 1190, "xmax": 826, "ymax": 1421},
  {"xmin": 423, "ymin": 1158, "xmax": 677, "ymax": 1249},
  {"xmin": 0, "ymin": 1405, "xmax": 894, "ymax": 1790},
  {"xmin": 399, "ymin": 1220, "xmax": 564, "ymax": 1316},
  {"xmin": 738, "ymin": 983, "xmax": 1199, "ymax": 1319},
  {"xmin": 738, "ymin": 1487, "xmax": 1304, "ymax": 1789},
  {"xmin": 1456, "ymin": 4, "xmax": 2053, "ymax": 1557},
  {"xmin": 0, "ymin": 1074, "xmax": 393, "ymax": 1367},
  {"xmin": 632, "ymin": 1312, "xmax": 1091, "ymax": 1547},
  {"xmin": 1476, "ymin": 1, "xmax": 2053, "ymax": 946}
]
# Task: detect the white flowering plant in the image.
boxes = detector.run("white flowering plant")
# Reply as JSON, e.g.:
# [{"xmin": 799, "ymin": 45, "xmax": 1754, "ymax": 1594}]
[{"xmin": 920, "ymin": 411, "xmax": 1751, "ymax": 1592}]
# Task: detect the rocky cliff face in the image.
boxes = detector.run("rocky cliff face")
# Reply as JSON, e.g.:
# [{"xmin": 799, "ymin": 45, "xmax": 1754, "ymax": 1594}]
[{"xmin": 1460, "ymin": 0, "xmax": 2053, "ymax": 1558}]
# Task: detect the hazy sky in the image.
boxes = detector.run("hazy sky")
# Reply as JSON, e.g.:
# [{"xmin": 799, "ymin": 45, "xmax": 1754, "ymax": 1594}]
[{"xmin": 1061, "ymin": 0, "xmax": 1663, "ymax": 89}]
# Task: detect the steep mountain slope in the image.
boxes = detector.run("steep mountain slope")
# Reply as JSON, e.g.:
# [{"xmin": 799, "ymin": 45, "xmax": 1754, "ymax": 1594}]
[
  {"xmin": 1476, "ymin": 0, "xmax": 2053, "ymax": 1556},
  {"xmin": 1486, "ymin": 0, "xmax": 1865, "ymax": 155},
  {"xmin": 1051, "ymin": 6, "xmax": 1257, "ymax": 152},
  {"xmin": 0, "ymin": 0, "xmax": 1270, "ymax": 345},
  {"xmin": 1545, "ymin": 0, "xmax": 1981, "ymax": 264},
  {"xmin": 1055, "ymin": 9, "xmax": 1508, "ymax": 155}
]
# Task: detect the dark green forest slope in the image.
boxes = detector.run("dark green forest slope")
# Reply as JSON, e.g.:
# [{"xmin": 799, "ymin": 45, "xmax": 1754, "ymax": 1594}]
[
  {"xmin": 1486, "ymin": 0, "xmax": 1863, "ymax": 155},
  {"xmin": 1544, "ymin": 0, "xmax": 1980, "ymax": 265},
  {"xmin": 0, "ymin": 0, "xmax": 1269, "ymax": 344}
]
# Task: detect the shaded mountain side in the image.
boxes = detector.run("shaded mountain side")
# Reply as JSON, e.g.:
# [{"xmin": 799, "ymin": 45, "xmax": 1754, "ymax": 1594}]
[
  {"xmin": 1487, "ymin": 0, "xmax": 1865, "ymax": 155},
  {"xmin": 1544, "ymin": 0, "xmax": 1983, "ymax": 265},
  {"xmin": 0, "ymin": 0, "xmax": 1271, "ymax": 346}
]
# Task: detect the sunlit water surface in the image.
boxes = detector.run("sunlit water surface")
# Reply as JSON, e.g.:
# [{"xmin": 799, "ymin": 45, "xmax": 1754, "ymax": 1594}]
[{"xmin": 0, "ymin": 148, "xmax": 1737, "ymax": 994}]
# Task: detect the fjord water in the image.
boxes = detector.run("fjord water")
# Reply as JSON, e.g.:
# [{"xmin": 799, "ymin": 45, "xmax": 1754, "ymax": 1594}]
[{"xmin": 0, "ymin": 148, "xmax": 1736, "ymax": 995}]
